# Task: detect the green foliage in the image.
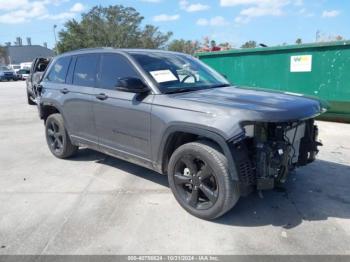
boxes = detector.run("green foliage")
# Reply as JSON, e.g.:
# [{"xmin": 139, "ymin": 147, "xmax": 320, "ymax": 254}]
[
  {"xmin": 241, "ymin": 40, "xmax": 257, "ymax": 49},
  {"xmin": 295, "ymin": 38, "xmax": 302, "ymax": 45},
  {"xmin": 167, "ymin": 39, "xmax": 200, "ymax": 55},
  {"xmin": 57, "ymin": 5, "xmax": 172, "ymax": 53}
]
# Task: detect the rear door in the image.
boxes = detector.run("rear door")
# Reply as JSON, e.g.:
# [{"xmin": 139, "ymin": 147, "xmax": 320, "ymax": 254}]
[
  {"xmin": 92, "ymin": 52, "xmax": 153, "ymax": 162},
  {"xmin": 58, "ymin": 54, "xmax": 99, "ymax": 146}
]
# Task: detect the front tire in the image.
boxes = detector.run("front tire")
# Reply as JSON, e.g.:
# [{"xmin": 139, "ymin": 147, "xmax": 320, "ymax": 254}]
[
  {"xmin": 168, "ymin": 141, "xmax": 240, "ymax": 220},
  {"xmin": 45, "ymin": 113, "xmax": 78, "ymax": 159}
]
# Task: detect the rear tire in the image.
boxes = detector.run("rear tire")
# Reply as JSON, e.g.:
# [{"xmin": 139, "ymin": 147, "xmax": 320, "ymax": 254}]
[
  {"xmin": 45, "ymin": 113, "xmax": 78, "ymax": 159},
  {"xmin": 168, "ymin": 141, "xmax": 240, "ymax": 220}
]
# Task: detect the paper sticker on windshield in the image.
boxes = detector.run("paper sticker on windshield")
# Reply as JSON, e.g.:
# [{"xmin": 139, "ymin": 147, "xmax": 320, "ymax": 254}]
[{"xmin": 150, "ymin": 70, "xmax": 177, "ymax": 83}]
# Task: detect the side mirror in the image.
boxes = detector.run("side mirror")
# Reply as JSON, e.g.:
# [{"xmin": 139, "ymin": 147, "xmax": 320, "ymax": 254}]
[{"xmin": 116, "ymin": 77, "xmax": 149, "ymax": 93}]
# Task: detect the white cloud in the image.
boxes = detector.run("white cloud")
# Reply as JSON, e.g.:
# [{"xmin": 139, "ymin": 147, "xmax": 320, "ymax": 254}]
[
  {"xmin": 322, "ymin": 10, "xmax": 340, "ymax": 18},
  {"xmin": 153, "ymin": 14, "xmax": 180, "ymax": 22},
  {"xmin": 70, "ymin": 3, "xmax": 85, "ymax": 13},
  {"xmin": 298, "ymin": 8, "xmax": 314, "ymax": 17},
  {"xmin": 180, "ymin": 0, "xmax": 210, "ymax": 12},
  {"xmin": 228, "ymin": 0, "xmax": 289, "ymax": 24},
  {"xmin": 40, "ymin": 12, "xmax": 75, "ymax": 20},
  {"xmin": 40, "ymin": 2, "xmax": 85, "ymax": 21},
  {"xmin": 196, "ymin": 16, "xmax": 229, "ymax": 26},
  {"xmin": 0, "ymin": 0, "xmax": 82, "ymax": 24},
  {"xmin": 0, "ymin": 0, "xmax": 29, "ymax": 11},
  {"xmin": 0, "ymin": 1, "xmax": 47, "ymax": 24}
]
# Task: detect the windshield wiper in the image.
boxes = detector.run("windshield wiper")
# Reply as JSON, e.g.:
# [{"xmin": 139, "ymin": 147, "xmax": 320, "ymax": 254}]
[
  {"xmin": 164, "ymin": 88, "xmax": 196, "ymax": 94},
  {"xmin": 207, "ymin": 83, "xmax": 231, "ymax": 89},
  {"xmin": 164, "ymin": 83, "xmax": 231, "ymax": 94}
]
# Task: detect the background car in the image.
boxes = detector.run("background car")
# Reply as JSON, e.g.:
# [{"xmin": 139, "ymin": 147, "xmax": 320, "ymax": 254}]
[
  {"xmin": 26, "ymin": 57, "xmax": 50, "ymax": 105},
  {"xmin": 0, "ymin": 65, "xmax": 18, "ymax": 81},
  {"xmin": 16, "ymin": 69, "xmax": 30, "ymax": 80}
]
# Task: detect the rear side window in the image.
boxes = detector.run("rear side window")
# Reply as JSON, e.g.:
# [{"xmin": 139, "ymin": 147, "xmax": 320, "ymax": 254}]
[
  {"xmin": 46, "ymin": 56, "xmax": 71, "ymax": 83},
  {"xmin": 73, "ymin": 54, "xmax": 99, "ymax": 87},
  {"xmin": 98, "ymin": 53, "xmax": 139, "ymax": 90}
]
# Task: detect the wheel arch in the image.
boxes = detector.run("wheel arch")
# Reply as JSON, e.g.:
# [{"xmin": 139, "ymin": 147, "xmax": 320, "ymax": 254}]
[
  {"xmin": 157, "ymin": 124, "xmax": 239, "ymax": 181},
  {"xmin": 39, "ymin": 102, "xmax": 62, "ymax": 121}
]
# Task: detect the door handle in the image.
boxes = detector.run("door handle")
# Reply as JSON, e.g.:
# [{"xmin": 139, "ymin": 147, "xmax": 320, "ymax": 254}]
[
  {"xmin": 96, "ymin": 93, "xmax": 108, "ymax": 101},
  {"xmin": 60, "ymin": 88, "xmax": 69, "ymax": 94}
]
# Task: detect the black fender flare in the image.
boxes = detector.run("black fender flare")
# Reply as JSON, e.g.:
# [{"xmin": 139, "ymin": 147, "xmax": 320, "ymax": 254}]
[
  {"xmin": 157, "ymin": 124, "xmax": 239, "ymax": 181},
  {"xmin": 39, "ymin": 101, "xmax": 71, "ymax": 128}
]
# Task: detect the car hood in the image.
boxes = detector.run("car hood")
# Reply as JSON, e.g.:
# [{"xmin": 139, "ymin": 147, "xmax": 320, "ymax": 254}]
[{"xmin": 169, "ymin": 86, "xmax": 327, "ymax": 122}]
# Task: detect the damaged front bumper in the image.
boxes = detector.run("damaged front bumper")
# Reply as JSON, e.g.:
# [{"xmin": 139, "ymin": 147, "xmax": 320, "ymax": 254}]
[{"xmin": 231, "ymin": 119, "xmax": 321, "ymax": 193}]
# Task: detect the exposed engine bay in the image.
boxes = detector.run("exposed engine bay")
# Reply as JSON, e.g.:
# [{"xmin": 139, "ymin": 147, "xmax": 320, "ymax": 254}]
[{"xmin": 233, "ymin": 119, "xmax": 321, "ymax": 192}]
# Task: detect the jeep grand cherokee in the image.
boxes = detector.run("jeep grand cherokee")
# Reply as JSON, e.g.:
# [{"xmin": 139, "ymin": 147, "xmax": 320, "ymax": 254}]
[{"xmin": 36, "ymin": 48, "xmax": 326, "ymax": 219}]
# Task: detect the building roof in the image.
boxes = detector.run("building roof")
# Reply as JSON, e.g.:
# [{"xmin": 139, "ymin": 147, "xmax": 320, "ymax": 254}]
[{"xmin": 5, "ymin": 45, "xmax": 55, "ymax": 64}]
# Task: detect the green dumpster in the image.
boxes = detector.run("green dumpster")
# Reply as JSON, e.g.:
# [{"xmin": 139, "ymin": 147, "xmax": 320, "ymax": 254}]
[{"xmin": 196, "ymin": 41, "xmax": 350, "ymax": 122}]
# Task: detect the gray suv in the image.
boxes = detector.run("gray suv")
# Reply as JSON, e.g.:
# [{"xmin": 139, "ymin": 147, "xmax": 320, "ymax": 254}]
[{"xmin": 37, "ymin": 48, "xmax": 326, "ymax": 219}]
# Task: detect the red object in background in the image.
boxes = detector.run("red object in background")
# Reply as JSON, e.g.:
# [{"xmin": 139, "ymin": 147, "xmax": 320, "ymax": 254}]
[{"xmin": 210, "ymin": 46, "xmax": 221, "ymax": 52}]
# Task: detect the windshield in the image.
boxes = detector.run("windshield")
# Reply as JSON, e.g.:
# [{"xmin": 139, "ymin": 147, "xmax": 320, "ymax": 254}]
[{"xmin": 129, "ymin": 52, "xmax": 230, "ymax": 94}]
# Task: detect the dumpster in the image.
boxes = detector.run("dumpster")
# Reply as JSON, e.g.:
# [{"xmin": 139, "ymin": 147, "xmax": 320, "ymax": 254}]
[{"xmin": 196, "ymin": 41, "xmax": 350, "ymax": 122}]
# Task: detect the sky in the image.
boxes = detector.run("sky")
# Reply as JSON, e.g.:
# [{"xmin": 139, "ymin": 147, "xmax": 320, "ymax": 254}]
[{"xmin": 0, "ymin": 0, "xmax": 349, "ymax": 49}]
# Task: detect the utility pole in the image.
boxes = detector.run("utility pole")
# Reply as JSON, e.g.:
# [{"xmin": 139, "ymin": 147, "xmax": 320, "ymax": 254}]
[{"xmin": 53, "ymin": 25, "xmax": 58, "ymax": 54}]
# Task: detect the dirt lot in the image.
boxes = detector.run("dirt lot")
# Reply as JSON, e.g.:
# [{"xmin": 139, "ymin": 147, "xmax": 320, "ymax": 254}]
[{"xmin": 0, "ymin": 81, "xmax": 349, "ymax": 255}]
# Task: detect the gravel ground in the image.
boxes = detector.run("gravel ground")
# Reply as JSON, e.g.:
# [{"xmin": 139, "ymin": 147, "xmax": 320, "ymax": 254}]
[{"xmin": 0, "ymin": 81, "xmax": 349, "ymax": 255}]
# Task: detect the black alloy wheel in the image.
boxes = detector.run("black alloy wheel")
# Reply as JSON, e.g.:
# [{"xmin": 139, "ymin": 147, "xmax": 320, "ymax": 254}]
[
  {"xmin": 173, "ymin": 154, "xmax": 219, "ymax": 209},
  {"xmin": 47, "ymin": 119, "xmax": 64, "ymax": 154},
  {"xmin": 45, "ymin": 113, "xmax": 78, "ymax": 159}
]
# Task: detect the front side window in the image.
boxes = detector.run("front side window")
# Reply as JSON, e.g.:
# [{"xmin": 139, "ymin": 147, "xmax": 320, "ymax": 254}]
[
  {"xmin": 73, "ymin": 54, "xmax": 99, "ymax": 87},
  {"xmin": 98, "ymin": 53, "xmax": 139, "ymax": 90},
  {"xmin": 46, "ymin": 56, "xmax": 71, "ymax": 83},
  {"xmin": 129, "ymin": 52, "xmax": 230, "ymax": 94}
]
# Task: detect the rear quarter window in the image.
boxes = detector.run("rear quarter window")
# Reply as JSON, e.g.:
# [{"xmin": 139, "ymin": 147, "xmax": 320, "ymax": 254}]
[{"xmin": 73, "ymin": 54, "xmax": 99, "ymax": 87}]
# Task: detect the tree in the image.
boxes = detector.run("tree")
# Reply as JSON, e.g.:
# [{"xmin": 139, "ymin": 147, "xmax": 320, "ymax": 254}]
[
  {"xmin": 167, "ymin": 39, "xmax": 200, "ymax": 55},
  {"xmin": 241, "ymin": 40, "xmax": 257, "ymax": 49},
  {"xmin": 219, "ymin": 42, "xmax": 232, "ymax": 50},
  {"xmin": 140, "ymin": 25, "xmax": 173, "ymax": 49},
  {"xmin": 56, "ymin": 5, "xmax": 172, "ymax": 53},
  {"xmin": 295, "ymin": 38, "xmax": 302, "ymax": 45}
]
